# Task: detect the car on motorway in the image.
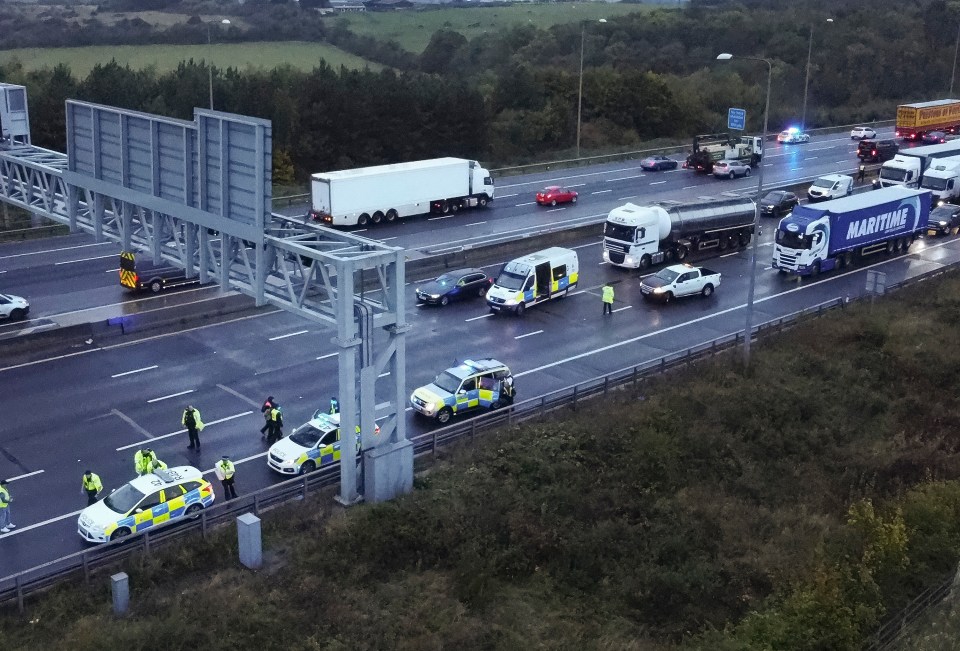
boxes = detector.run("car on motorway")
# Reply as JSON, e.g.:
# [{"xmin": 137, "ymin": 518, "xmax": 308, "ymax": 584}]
[
  {"xmin": 415, "ymin": 268, "xmax": 494, "ymax": 306},
  {"xmin": 857, "ymin": 139, "xmax": 899, "ymax": 163},
  {"xmin": 0, "ymin": 293, "xmax": 29, "ymax": 321},
  {"xmin": 535, "ymin": 186, "xmax": 578, "ymax": 206},
  {"xmin": 267, "ymin": 410, "xmax": 378, "ymax": 476},
  {"xmin": 640, "ymin": 155, "xmax": 679, "ymax": 171},
  {"xmin": 640, "ymin": 264, "xmax": 721, "ymax": 302},
  {"xmin": 777, "ymin": 128, "xmax": 810, "ymax": 144},
  {"xmin": 850, "ymin": 126, "xmax": 878, "ymax": 140},
  {"xmin": 77, "ymin": 467, "xmax": 214, "ymax": 543},
  {"xmin": 760, "ymin": 191, "xmax": 800, "ymax": 218},
  {"xmin": 712, "ymin": 160, "xmax": 751, "ymax": 179},
  {"xmin": 923, "ymin": 131, "xmax": 948, "ymax": 144},
  {"xmin": 410, "ymin": 358, "xmax": 514, "ymax": 425},
  {"xmin": 927, "ymin": 203, "xmax": 960, "ymax": 236}
]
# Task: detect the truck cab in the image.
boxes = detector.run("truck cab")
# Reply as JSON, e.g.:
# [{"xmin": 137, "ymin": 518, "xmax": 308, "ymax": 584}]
[
  {"xmin": 878, "ymin": 155, "xmax": 921, "ymax": 189},
  {"xmin": 919, "ymin": 156, "xmax": 960, "ymax": 205}
]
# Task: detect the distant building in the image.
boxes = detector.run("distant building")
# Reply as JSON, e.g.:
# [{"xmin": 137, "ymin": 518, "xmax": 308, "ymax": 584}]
[
  {"xmin": 364, "ymin": 0, "xmax": 414, "ymax": 10},
  {"xmin": 329, "ymin": 0, "xmax": 366, "ymax": 10}
]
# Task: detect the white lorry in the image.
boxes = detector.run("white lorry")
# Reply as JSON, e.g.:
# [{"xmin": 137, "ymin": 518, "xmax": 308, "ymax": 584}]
[
  {"xmin": 919, "ymin": 155, "xmax": 960, "ymax": 205},
  {"xmin": 640, "ymin": 264, "xmax": 721, "ymax": 302},
  {"xmin": 486, "ymin": 247, "xmax": 579, "ymax": 316},
  {"xmin": 309, "ymin": 157, "xmax": 495, "ymax": 227},
  {"xmin": 877, "ymin": 141, "xmax": 960, "ymax": 190},
  {"xmin": 602, "ymin": 198, "xmax": 756, "ymax": 270}
]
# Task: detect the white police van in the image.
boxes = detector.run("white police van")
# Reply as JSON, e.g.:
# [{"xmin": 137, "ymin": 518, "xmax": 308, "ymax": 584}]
[{"xmin": 485, "ymin": 247, "xmax": 579, "ymax": 316}]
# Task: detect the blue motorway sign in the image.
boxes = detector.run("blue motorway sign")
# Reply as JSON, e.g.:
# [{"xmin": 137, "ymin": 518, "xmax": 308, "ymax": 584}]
[{"xmin": 728, "ymin": 107, "xmax": 746, "ymax": 131}]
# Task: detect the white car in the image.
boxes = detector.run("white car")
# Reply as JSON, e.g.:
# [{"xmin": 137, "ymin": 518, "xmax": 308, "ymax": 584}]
[
  {"xmin": 851, "ymin": 126, "xmax": 878, "ymax": 140},
  {"xmin": 77, "ymin": 467, "xmax": 215, "ymax": 543},
  {"xmin": 0, "ymin": 293, "xmax": 29, "ymax": 320},
  {"xmin": 778, "ymin": 128, "xmax": 810, "ymax": 144},
  {"xmin": 713, "ymin": 160, "xmax": 751, "ymax": 179},
  {"xmin": 267, "ymin": 410, "xmax": 375, "ymax": 475}
]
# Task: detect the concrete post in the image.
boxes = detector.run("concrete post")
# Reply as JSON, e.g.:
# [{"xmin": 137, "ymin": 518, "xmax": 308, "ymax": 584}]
[
  {"xmin": 111, "ymin": 572, "xmax": 129, "ymax": 616},
  {"xmin": 237, "ymin": 512, "xmax": 262, "ymax": 570}
]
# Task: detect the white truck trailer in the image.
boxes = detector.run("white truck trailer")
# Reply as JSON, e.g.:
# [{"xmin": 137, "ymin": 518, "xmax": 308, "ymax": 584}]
[
  {"xmin": 877, "ymin": 141, "xmax": 960, "ymax": 190},
  {"xmin": 309, "ymin": 157, "xmax": 495, "ymax": 227}
]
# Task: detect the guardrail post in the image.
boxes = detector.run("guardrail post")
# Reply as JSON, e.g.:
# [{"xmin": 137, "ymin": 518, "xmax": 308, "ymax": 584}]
[
  {"xmin": 201, "ymin": 511, "xmax": 208, "ymax": 540},
  {"xmin": 540, "ymin": 395, "xmax": 546, "ymax": 419},
  {"xmin": 111, "ymin": 572, "xmax": 129, "ymax": 616},
  {"xmin": 470, "ymin": 419, "xmax": 477, "ymax": 443},
  {"xmin": 254, "ymin": 494, "xmax": 261, "ymax": 517},
  {"xmin": 633, "ymin": 366, "xmax": 639, "ymax": 384},
  {"xmin": 603, "ymin": 377, "xmax": 609, "ymax": 395},
  {"xmin": 82, "ymin": 552, "xmax": 90, "ymax": 584},
  {"xmin": 302, "ymin": 475, "xmax": 309, "ymax": 500},
  {"xmin": 572, "ymin": 385, "xmax": 578, "ymax": 411},
  {"xmin": 143, "ymin": 530, "xmax": 150, "ymax": 556},
  {"xmin": 432, "ymin": 431, "xmax": 438, "ymax": 459},
  {"xmin": 15, "ymin": 574, "xmax": 24, "ymax": 613},
  {"xmin": 237, "ymin": 513, "xmax": 263, "ymax": 570},
  {"xmin": 660, "ymin": 356, "xmax": 666, "ymax": 373}
]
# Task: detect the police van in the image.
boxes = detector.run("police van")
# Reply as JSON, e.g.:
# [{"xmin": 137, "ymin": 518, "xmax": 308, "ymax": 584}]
[
  {"xmin": 410, "ymin": 358, "xmax": 514, "ymax": 424},
  {"xmin": 485, "ymin": 247, "xmax": 579, "ymax": 315},
  {"xmin": 119, "ymin": 250, "xmax": 201, "ymax": 294}
]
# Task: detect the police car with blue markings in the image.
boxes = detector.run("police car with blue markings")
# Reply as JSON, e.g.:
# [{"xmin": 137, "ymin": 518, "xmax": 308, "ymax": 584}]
[
  {"xmin": 77, "ymin": 466, "xmax": 214, "ymax": 543},
  {"xmin": 410, "ymin": 359, "xmax": 514, "ymax": 424},
  {"xmin": 267, "ymin": 411, "xmax": 379, "ymax": 475}
]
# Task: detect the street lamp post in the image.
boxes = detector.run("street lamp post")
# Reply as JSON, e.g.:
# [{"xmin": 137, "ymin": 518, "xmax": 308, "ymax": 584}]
[
  {"xmin": 951, "ymin": 23, "xmax": 960, "ymax": 96},
  {"xmin": 717, "ymin": 53, "xmax": 772, "ymax": 367},
  {"xmin": 576, "ymin": 18, "xmax": 607, "ymax": 159},
  {"xmin": 207, "ymin": 19, "xmax": 231, "ymax": 110},
  {"xmin": 800, "ymin": 18, "xmax": 833, "ymax": 132}
]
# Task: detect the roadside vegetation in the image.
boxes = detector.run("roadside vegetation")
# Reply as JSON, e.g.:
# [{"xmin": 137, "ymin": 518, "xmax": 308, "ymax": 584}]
[{"xmin": 4, "ymin": 270, "xmax": 960, "ymax": 649}]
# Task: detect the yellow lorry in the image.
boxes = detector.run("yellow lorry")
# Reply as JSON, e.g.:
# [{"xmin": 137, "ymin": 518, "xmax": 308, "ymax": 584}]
[{"xmin": 896, "ymin": 99, "xmax": 960, "ymax": 141}]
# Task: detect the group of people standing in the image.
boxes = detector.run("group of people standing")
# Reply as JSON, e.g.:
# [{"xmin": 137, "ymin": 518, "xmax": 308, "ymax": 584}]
[{"xmin": 259, "ymin": 396, "xmax": 284, "ymax": 443}]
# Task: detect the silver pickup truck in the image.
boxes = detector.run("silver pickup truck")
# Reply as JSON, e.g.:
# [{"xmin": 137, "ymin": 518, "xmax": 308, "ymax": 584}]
[{"xmin": 639, "ymin": 264, "xmax": 721, "ymax": 303}]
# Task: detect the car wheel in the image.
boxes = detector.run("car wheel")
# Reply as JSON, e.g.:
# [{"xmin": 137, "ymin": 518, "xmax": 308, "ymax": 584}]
[
  {"xmin": 439, "ymin": 295, "xmax": 449, "ymax": 306},
  {"xmin": 185, "ymin": 503, "xmax": 203, "ymax": 518},
  {"xmin": 437, "ymin": 408, "xmax": 452, "ymax": 425},
  {"xmin": 744, "ymin": 168, "xmax": 751, "ymax": 177},
  {"xmin": 729, "ymin": 172, "xmax": 735, "ymax": 179},
  {"xmin": 702, "ymin": 284, "xmax": 714, "ymax": 297},
  {"xmin": 150, "ymin": 279, "xmax": 163, "ymax": 294},
  {"xmin": 550, "ymin": 199, "xmax": 557, "ymax": 206},
  {"xmin": 110, "ymin": 528, "xmax": 132, "ymax": 541},
  {"xmin": 298, "ymin": 460, "xmax": 316, "ymax": 475},
  {"xmin": 9, "ymin": 308, "xmax": 24, "ymax": 321},
  {"xmin": 663, "ymin": 291, "xmax": 673, "ymax": 303},
  {"xmin": 478, "ymin": 286, "xmax": 487, "ymax": 297},
  {"xmin": 515, "ymin": 303, "xmax": 525, "ymax": 317},
  {"xmin": 571, "ymin": 196, "xmax": 577, "ymax": 203},
  {"xmin": 490, "ymin": 399, "xmax": 503, "ymax": 410}
]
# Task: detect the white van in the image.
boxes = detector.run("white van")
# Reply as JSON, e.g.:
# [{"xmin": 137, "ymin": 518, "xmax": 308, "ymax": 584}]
[
  {"xmin": 807, "ymin": 174, "xmax": 854, "ymax": 202},
  {"xmin": 486, "ymin": 247, "xmax": 579, "ymax": 316}
]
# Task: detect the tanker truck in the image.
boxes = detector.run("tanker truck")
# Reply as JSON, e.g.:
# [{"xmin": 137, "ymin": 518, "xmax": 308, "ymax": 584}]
[{"xmin": 602, "ymin": 197, "xmax": 757, "ymax": 270}]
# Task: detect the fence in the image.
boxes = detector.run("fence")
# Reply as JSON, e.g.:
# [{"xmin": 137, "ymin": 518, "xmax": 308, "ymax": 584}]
[
  {"xmin": 0, "ymin": 258, "xmax": 956, "ymax": 620},
  {"xmin": 864, "ymin": 570, "xmax": 957, "ymax": 651}
]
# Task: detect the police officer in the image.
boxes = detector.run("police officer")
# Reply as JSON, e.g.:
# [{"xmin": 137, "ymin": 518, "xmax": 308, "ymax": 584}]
[
  {"xmin": 260, "ymin": 396, "xmax": 275, "ymax": 439},
  {"xmin": 0, "ymin": 479, "xmax": 14, "ymax": 533},
  {"xmin": 858, "ymin": 163, "xmax": 866, "ymax": 182},
  {"xmin": 329, "ymin": 397, "xmax": 340, "ymax": 415},
  {"xmin": 215, "ymin": 455, "xmax": 237, "ymax": 500},
  {"xmin": 134, "ymin": 448, "xmax": 156, "ymax": 476},
  {"xmin": 602, "ymin": 283, "xmax": 614, "ymax": 315},
  {"xmin": 182, "ymin": 405, "xmax": 204, "ymax": 450},
  {"xmin": 266, "ymin": 402, "xmax": 284, "ymax": 444},
  {"xmin": 81, "ymin": 470, "xmax": 103, "ymax": 505}
]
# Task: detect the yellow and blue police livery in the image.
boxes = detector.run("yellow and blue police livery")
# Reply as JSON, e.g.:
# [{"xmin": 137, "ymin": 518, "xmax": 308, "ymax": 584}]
[
  {"xmin": 268, "ymin": 411, "xmax": 376, "ymax": 475},
  {"xmin": 410, "ymin": 358, "xmax": 514, "ymax": 425},
  {"xmin": 77, "ymin": 466, "xmax": 214, "ymax": 543}
]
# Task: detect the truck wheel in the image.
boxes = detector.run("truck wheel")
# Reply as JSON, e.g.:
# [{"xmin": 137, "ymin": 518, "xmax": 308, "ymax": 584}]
[
  {"xmin": 701, "ymin": 284, "xmax": 714, "ymax": 297},
  {"xmin": 450, "ymin": 202, "xmax": 460, "ymax": 213},
  {"xmin": 372, "ymin": 211, "xmax": 384, "ymax": 224},
  {"xmin": 718, "ymin": 236, "xmax": 729, "ymax": 251},
  {"xmin": 843, "ymin": 252, "xmax": 853, "ymax": 268},
  {"xmin": 478, "ymin": 197, "xmax": 488, "ymax": 207},
  {"xmin": 638, "ymin": 255, "xmax": 651, "ymax": 271},
  {"xmin": 436, "ymin": 408, "xmax": 452, "ymax": 425},
  {"xmin": 739, "ymin": 232, "xmax": 751, "ymax": 247},
  {"xmin": 515, "ymin": 303, "xmax": 525, "ymax": 317},
  {"xmin": 358, "ymin": 214, "xmax": 370, "ymax": 226},
  {"xmin": 440, "ymin": 201, "xmax": 450, "ymax": 215},
  {"xmin": 744, "ymin": 168, "xmax": 751, "ymax": 177},
  {"xmin": 150, "ymin": 279, "xmax": 163, "ymax": 294},
  {"xmin": 811, "ymin": 261, "xmax": 821, "ymax": 276},
  {"xmin": 385, "ymin": 209, "xmax": 398, "ymax": 222},
  {"xmin": 674, "ymin": 245, "xmax": 688, "ymax": 261}
]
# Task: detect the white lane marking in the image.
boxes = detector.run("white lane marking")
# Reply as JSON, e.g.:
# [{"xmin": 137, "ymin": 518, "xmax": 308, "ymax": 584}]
[
  {"xmin": 0, "ymin": 347, "xmax": 102, "ymax": 373},
  {"xmin": 547, "ymin": 207, "xmax": 566, "ymax": 212},
  {"xmin": 606, "ymin": 175, "xmax": 644, "ymax": 182},
  {"xmin": 764, "ymin": 266, "xmax": 774, "ymax": 270},
  {"xmin": 54, "ymin": 254, "xmax": 118, "ymax": 265},
  {"xmin": 375, "ymin": 401, "xmax": 391, "ymax": 410},
  {"xmin": 105, "ymin": 268, "xmax": 120, "ymax": 273},
  {"xmin": 568, "ymin": 290, "xmax": 587, "ymax": 296},
  {"xmin": 612, "ymin": 305, "xmax": 633, "ymax": 313},
  {"xmin": 764, "ymin": 164, "xmax": 773, "ymax": 167},
  {"xmin": 216, "ymin": 384, "xmax": 260, "ymax": 408},
  {"xmin": 720, "ymin": 251, "xmax": 740, "ymax": 258},
  {"xmin": 378, "ymin": 372, "xmax": 391, "ymax": 378},
  {"xmin": 0, "ymin": 241, "xmax": 111, "ymax": 261},
  {"xmin": 268, "ymin": 329, "xmax": 309, "ymax": 341},
  {"xmin": 498, "ymin": 193, "xmax": 518, "ymax": 198},
  {"xmin": 592, "ymin": 190, "xmax": 612, "ymax": 194},
  {"xmin": 618, "ymin": 195, "xmax": 637, "ymax": 200},
  {"xmin": 0, "ymin": 270, "xmax": 6, "ymax": 274},
  {"xmin": 379, "ymin": 237, "xmax": 398, "ymax": 241},
  {"xmin": 115, "ymin": 411, "xmax": 254, "ymax": 451},
  {"xmin": 497, "ymin": 167, "xmax": 642, "ymax": 189},
  {"xmin": 465, "ymin": 313, "xmax": 493, "ymax": 322},
  {"xmin": 466, "ymin": 221, "xmax": 487, "ymax": 226},
  {"xmin": 599, "ymin": 261, "xmax": 609, "ymax": 265},
  {"xmin": 650, "ymin": 181, "xmax": 667, "ymax": 185},
  {"xmin": 790, "ymin": 167, "xmax": 801, "ymax": 171},
  {"xmin": 806, "ymin": 156, "xmax": 818, "ymax": 160},
  {"xmin": 760, "ymin": 242, "xmax": 774, "ymax": 247},
  {"xmin": 0, "ymin": 507, "xmax": 83, "ymax": 540},
  {"xmin": 111, "ymin": 408, "xmax": 153, "ymax": 440},
  {"xmin": 567, "ymin": 183, "xmax": 587, "ymax": 188},
  {"xmin": 7, "ymin": 469, "xmax": 44, "ymax": 482},
  {"xmin": 353, "ymin": 229, "xmax": 367, "ymax": 233},
  {"xmin": 514, "ymin": 330, "xmax": 544, "ymax": 340},
  {"xmin": 111, "ymin": 365, "xmax": 158, "ymax": 378},
  {"xmin": 682, "ymin": 185, "xmax": 699, "ymax": 189},
  {"xmin": 571, "ymin": 242, "xmax": 601, "ymax": 250},
  {"xmin": 316, "ymin": 352, "xmax": 337, "ymax": 360},
  {"xmin": 427, "ymin": 215, "xmax": 456, "ymax": 221},
  {"xmin": 147, "ymin": 389, "xmax": 195, "ymax": 403},
  {"xmin": 516, "ymin": 202, "xmax": 536, "ymax": 207},
  {"xmin": 665, "ymin": 169, "xmax": 682, "ymax": 173},
  {"xmin": 47, "ymin": 285, "xmax": 221, "ymax": 320}
]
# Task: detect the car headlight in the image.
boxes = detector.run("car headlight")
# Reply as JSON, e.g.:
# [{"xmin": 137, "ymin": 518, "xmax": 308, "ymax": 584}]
[
  {"xmin": 939, "ymin": 221, "xmax": 949, "ymax": 226},
  {"xmin": 624, "ymin": 256, "xmax": 635, "ymax": 265},
  {"xmin": 504, "ymin": 298, "xmax": 518, "ymax": 306},
  {"xmin": 653, "ymin": 287, "xmax": 666, "ymax": 294},
  {"xmin": 429, "ymin": 294, "xmax": 440, "ymax": 299}
]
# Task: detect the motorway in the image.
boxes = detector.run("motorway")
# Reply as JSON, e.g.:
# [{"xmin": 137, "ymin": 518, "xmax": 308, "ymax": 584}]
[{"xmin": 0, "ymin": 126, "xmax": 945, "ymax": 580}]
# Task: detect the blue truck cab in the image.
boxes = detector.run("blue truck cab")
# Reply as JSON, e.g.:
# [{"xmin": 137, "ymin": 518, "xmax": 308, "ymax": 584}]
[{"xmin": 772, "ymin": 187, "xmax": 930, "ymax": 276}]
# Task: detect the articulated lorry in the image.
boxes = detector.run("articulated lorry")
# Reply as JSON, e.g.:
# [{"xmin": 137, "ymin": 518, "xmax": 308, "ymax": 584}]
[
  {"xmin": 877, "ymin": 141, "xmax": 960, "ymax": 190},
  {"xmin": 919, "ymin": 155, "xmax": 960, "ymax": 205},
  {"xmin": 772, "ymin": 186, "xmax": 930, "ymax": 276},
  {"xmin": 684, "ymin": 133, "xmax": 763, "ymax": 174},
  {"xmin": 602, "ymin": 197, "xmax": 757, "ymax": 270},
  {"xmin": 895, "ymin": 99, "xmax": 960, "ymax": 141},
  {"xmin": 309, "ymin": 157, "xmax": 495, "ymax": 227}
]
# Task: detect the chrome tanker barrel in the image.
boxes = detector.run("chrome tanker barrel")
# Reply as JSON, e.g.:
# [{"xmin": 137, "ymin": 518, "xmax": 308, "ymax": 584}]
[{"xmin": 666, "ymin": 197, "xmax": 757, "ymax": 242}]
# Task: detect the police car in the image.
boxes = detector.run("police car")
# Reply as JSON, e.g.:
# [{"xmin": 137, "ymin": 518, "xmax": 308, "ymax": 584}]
[
  {"xmin": 267, "ymin": 410, "xmax": 378, "ymax": 475},
  {"xmin": 77, "ymin": 467, "xmax": 214, "ymax": 543},
  {"xmin": 410, "ymin": 359, "xmax": 514, "ymax": 424}
]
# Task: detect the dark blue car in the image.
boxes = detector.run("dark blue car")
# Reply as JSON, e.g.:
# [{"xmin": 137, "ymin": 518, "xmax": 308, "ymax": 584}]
[{"xmin": 416, "ymin": 268, "xmax": 494, "ymax": 306}]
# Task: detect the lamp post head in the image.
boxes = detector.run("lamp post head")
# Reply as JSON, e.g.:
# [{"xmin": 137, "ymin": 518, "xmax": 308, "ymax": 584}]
[
  {"xmin": 826, "ymin": 18, "xmax": 834, "ymax": 23},
  {"xmin": 716, "ymin": 53, "xmax": 733, "ymax": 60},
  {"xmin": 599, "ymin": 18, "xmax": 607, "ymax": 23},
  {"xmin": 222, "ymin": 19, "xmax": 231, "ymax": 25}
]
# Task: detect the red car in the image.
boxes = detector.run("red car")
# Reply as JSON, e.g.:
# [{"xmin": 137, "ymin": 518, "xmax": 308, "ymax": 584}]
[{"xmin": 536, "ymin": 186, "xmax": 578, "ymax": 206}]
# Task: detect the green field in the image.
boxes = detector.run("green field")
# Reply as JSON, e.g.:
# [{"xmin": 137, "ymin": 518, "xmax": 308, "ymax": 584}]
[
  {"xmin": 331, "ymin": 3, "xmax": 653, "ymax": 53},
  {"xmin": 0, "ymin": 42, "xmax": 381, "ymax": 77}
]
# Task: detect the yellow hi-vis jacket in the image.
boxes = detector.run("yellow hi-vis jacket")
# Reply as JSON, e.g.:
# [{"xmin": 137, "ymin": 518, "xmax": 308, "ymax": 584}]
[
  {"xmin": 602, "ymin": 285, "xmax": 614, "ymax": 304},
  {"xmin": 0, "ymin": 486, "xmax": 9, "ymax": 508},
  {"xmin": 82, "ymin": 473, "xmax": 103, "ymax": 492},
  {"xmin": 182, "ymin": 408, "xmax": 205, "ymax": 431},
  {"xmin": 215, "ymin": 460, "xmax": 236, "ymax": 481}
]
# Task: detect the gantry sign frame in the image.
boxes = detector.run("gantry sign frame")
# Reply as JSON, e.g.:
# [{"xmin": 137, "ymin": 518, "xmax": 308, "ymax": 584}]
[{"xmin": 0, "ymin": 87, "xmax": 412, "ymax": 503}]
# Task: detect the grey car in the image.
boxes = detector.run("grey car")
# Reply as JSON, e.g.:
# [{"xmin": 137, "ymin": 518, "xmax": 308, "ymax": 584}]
[{"xmin": 712, "ymin": 160, "xmax": 751, "ymax": 179}]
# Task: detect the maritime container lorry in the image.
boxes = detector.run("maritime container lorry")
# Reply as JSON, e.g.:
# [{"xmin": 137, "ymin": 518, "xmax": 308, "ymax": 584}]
[
  {"xmin": 895, "ymin": 99, "xmax": 960, "ymax": 141},
  {"xmin": 772, "ymin": 187, "xmax": 930, "ymax": 276},
  {"xmin": 602, "ymin": 197, "xmax": 756, "ymax": 270},
  {"xmin": 309, "ymin": 157, "xmax": 495, "ymax": 227},
  {"xmin": 876, "ymin": 141, "xmax": 960, "ymax": 189}
]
